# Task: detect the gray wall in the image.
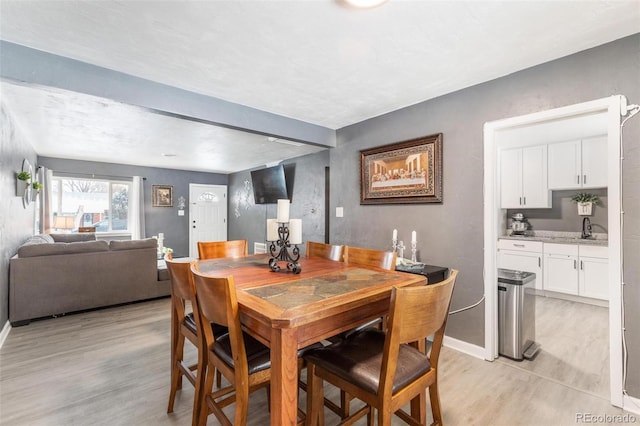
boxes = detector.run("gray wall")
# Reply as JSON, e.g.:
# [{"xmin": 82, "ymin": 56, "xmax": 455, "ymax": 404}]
[
  {"xmin": 38, "ymin": 157, "xmax": 227, "ymax": 257},
  {"xmin": 226, "ymin": 35, "xmax": 640, "ymax": 396},
  {"xmin": 228, "ymin": 150, "xmax": 330, "ymax": 253},
  {"xmin": 0, "ymin": 102, "xmax": 38, "ymax": 327},
  {"xmin": 507, "ymin": 188, "xmax": 608, "ymax": 234},
  {"xmin": 328, "ymin": 35, "xmax": 640, "ymax": 393}
]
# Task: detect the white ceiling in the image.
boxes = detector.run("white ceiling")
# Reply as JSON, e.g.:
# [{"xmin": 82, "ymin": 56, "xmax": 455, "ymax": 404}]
[{"xmin": 1, "ymin": 0, "xmax": 638, "ymax": 173}]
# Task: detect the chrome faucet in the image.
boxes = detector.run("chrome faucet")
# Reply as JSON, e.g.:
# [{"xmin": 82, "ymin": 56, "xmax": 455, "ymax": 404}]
[{"xmin": 582, "ymin": 217, "xmax": 593, "ymax": 239}]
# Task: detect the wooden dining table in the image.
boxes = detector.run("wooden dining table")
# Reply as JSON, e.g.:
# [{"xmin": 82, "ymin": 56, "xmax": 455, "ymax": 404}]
[{"xmin": 197, "ymin": 254, "xmax": 427, "ymax": 426}]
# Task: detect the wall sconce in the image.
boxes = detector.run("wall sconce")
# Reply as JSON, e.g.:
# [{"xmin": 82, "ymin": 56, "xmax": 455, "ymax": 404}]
[{"xmin": 177, "ymin": 196, "xmax": 186, "ymax": 216}]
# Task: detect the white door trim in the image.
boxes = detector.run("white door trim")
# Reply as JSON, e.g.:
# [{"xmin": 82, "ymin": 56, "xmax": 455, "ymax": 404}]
[{"xmin": 483, "ymin": 95, "xmax": 624, "ymax": 407}]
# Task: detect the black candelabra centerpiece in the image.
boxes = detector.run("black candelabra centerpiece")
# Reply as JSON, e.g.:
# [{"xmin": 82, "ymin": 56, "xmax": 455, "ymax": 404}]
[
  {"xmin": 267, "ymin": 199, "xmax": 302, "ymax": 274},
  {"xmin": 268, "ymin": 222, "xmax": 301, "ymax": 274}
]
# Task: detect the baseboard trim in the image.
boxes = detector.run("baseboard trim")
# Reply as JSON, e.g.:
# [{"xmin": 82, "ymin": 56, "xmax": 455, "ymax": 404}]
[
  {"xmin": 443, "ymin": 335, "xmax": 486, "ymax": 360},
  {"xmin": 624, "ymin": 394, "xmax": 640, "ymax": 416},
  {"xmin": 0, "ymin": 320, "xmax": 11, "ymax": 349}
]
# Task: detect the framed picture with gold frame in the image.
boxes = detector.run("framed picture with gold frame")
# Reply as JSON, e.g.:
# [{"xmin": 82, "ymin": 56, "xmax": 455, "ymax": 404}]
[
  {"xmin": 360, "ymin": 134, "xmax": 443, "ymax": 204},
  {"xmin": 152, "ymin": 184, "xmax": 173, "ymax": 207}
]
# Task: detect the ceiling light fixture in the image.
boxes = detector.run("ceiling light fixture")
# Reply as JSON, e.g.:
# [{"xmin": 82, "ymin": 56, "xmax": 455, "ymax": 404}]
[
  {"xmin": 338, "ymin": 0, "xmax": 388, "ymax": 9},
  {"xmin": 161, "ymin": 153, "xmax": 177, "ymax": 157}
]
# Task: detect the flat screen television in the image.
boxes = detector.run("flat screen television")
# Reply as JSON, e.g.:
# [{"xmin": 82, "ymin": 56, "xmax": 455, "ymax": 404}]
[{"xmin": 251, "ymin": 164, "xmax": 289, "ymax": 204}]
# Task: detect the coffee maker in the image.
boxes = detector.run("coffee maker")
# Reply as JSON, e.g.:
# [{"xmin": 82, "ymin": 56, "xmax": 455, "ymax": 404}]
[{"xmin": 511, "ymin": 213, "xmax": 528, "ymax": 235}]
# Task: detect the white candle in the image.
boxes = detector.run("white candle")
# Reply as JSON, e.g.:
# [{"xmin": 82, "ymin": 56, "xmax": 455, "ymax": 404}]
[
  {"xmin": 393, "ymin": 229, "xmax": 397, "ymax": 240},
  {"xmin": 276, "ymin": 199, "xmax": 290, "ymax": 223},
  {"xmin": 289, "ymin": 219, "xmax": 302, "ymax": 245},
  {"xmin": 266, "ymin": 219, "xmax": 278, "ymax": 241},
  {"xmin": 411, "ymin": 231, "xmax": 417, "ymax": 243}
]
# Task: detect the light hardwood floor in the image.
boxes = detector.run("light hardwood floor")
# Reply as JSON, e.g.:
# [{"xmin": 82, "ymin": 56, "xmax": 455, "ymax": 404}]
[
  {"xmin": 498, "ymin": 294, "xmax": 610, "ymax": 398},
  {"xmin": 0, "ymin": 297, "xmax": 630, "ymax": 426}
]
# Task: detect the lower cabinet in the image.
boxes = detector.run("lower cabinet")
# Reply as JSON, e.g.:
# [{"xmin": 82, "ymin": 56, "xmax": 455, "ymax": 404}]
[
  {"xmin": 497, "ymin": 240, "xmax": 543, "ymax": 291},
  {"xmin": 543, "ymin": 243, "xmax": 608, "ymax": 300}
]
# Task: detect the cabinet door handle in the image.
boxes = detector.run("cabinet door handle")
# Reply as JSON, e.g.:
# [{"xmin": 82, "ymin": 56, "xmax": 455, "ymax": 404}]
[
  {"xmin": 538, "ymin": 257, "xmax": 541, "ymax": 267},
  {"xmin": 577, "ymin": 175, "xmax": 580, "ymax": 184},
  {"xmin": 583, "ymin": 175, "xmax": 587, "ymax": 185},
  {"xmin": 513, "ymin": 244, "xmax": 525, "ymax": 248},
  {"xmin": 523, "ymin": 197, "xmax": 526, "ymax": 205},
  {"xmin": 580, "ymin": 260, "xmax": 584, "ymax": 270},
  {"xmin": 519, "ymin": 197, "xmax": 522, "ymax": 205},
  {"xmin": 574, "ymin": 259, "xmax": 577, "ymax": 269}
]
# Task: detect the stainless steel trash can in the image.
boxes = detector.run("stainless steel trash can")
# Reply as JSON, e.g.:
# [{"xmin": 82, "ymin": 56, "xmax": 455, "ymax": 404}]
[{"xmin": 498, "ymin": 268, "xmax": 539, "ymax": 360}]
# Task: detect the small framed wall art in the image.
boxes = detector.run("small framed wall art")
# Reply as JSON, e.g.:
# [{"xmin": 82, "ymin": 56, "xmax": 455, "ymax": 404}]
[{"xmin": 152, "ymin": 184, "xmax": 173, "ymax": 207}]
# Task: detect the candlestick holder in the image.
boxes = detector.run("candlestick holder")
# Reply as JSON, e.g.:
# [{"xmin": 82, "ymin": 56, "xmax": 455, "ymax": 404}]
[
  {"xmin": 396, "ymin": 240, "xmax": 405, "ymax": 260},
  {"xmin": 411, "ymin": 241, "xmax": 417, "ymax": 263},
  {"xmin": 269, "ymin": 222, "xmax": 301, "ymax": 274}
]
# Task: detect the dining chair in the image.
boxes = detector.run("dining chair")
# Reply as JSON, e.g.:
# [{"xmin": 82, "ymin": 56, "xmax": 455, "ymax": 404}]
[
  {"xmin": 306, "ymin": 241, "xmax": 344, "ymax": 262},
  {"xmin": 343, "ymin": 245, "xmax": 397, "ymax": 271},
  {"xmin": 190, "ymin": 266, "xmax": 322, "ymax": 426},
  {"xmin": 304, "ymin": 269, "xmax": 458, "ymax": 426},
  {"xmin": 326, "ymin": 245, "xmax": 398, "ymax": 418},
  {"xmin": 197, "ymin": 239, "xmax": 248, "ymax": 260},
  {"xmin": 165, "ymin": 254, "xmax": 227, "ymax": 425}
]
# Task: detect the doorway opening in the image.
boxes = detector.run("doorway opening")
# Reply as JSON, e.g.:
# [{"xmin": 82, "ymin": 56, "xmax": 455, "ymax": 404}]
[{"xmin": 483, "ymin": 96, "xmax": 625, "ymax": 407}]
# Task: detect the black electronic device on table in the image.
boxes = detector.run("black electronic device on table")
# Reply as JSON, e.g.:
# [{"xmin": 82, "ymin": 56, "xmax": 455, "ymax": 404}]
[{"xmin": 396, "ymin": 263, "xmax": 449, "ymax": 284}]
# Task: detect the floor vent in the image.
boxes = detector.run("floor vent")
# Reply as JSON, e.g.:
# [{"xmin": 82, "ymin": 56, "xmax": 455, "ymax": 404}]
[{"xmin": 254, "ymin": 242, "xmax": 267, "ymax": 254}]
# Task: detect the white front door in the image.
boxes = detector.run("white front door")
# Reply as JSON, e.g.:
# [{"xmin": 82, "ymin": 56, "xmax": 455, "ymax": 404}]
[{"xmin": 189, "ymin": 184, "xmax": 227, "ymax": 258}]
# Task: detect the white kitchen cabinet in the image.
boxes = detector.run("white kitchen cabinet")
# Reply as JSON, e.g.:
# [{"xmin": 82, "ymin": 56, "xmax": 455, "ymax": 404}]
[
  {"xmin": 543, "ymin": 243, "xmax": 608, "ymax": 300},
  {"xmin": 497, "ymin": 239, "xmax": 543, "ymax": 290},
  {"xmin": 500, "ymin": 145, "xmax": 550, "ymax": 208},
  {"xmin": 544, "ymin": 244, "xmax": 579, "ymax": 295},
  {"xmin": 579, "ymin": 245, "xmax": 609, "ymax": 300},
  {"xmin": 548, "ymin": 136, "xmax": 607, "ymax": 190}
]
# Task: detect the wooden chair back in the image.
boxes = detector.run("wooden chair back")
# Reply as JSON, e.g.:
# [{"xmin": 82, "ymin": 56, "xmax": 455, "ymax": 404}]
[
  {"xmin": 380, "ymin": 269, "xmax": 457, "ymax": 398},
  {"xmin": 343, "ymin": 245, "xmax": 397, "ymax": 271},
  {"xmin": 197, "ymin": 239, "xmax": 248, "ymax": 260},
  {"xmin": 165, "ymin": 253, "xmax": 197, "ymax": 304},
  {"xmin": 306, "ymin": 241, "xmax": 344, "ymax": 262},
  {"xmin": 190, "ymin": 267, "xmax": 248, "ymax": 377},
  {"xmin": 164, "ymin": 253, "xmax": 202, "ymax": 422}
]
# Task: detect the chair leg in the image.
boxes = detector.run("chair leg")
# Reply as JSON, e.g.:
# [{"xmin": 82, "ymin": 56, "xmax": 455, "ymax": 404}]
[
  {"xmin": 410, "ymin": 389, "xmax": 427, "ymax": 425},
  {"xmin": 340, "ymin": 390, "xmax": 351, "ymax": 418},
  {"xmin": 428, "ymin": 383, "xmax": 443, "ymax": 426},
  {"xmin": 306, "ymin": 363, "xmax": 324, "ymax": 426},
  {"xmin": 167, "ymin": 329, "xmax": 185, "ymax": 413},
  {"xmin": 196, "ymin": 360, "xmax": 214, "ymax": 426}
]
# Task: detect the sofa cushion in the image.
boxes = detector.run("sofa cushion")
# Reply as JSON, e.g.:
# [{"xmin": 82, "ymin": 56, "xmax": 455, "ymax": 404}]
[
  {"xmin": 21, "ymin": 235, "xmax": 55, "ymax": 246},
  {"xmin": 50, "ymin": 233, "xmax": 96, "ymax": 243},
  {"xmin": 109, "ymin": 238, "xmax": 157, "ymax": 251},
  {"xmin": 18, "ymin": 240, "xmax": 109, "ymax": 258}
]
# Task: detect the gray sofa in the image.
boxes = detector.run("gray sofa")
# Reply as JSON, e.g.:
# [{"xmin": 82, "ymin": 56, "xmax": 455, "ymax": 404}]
[{"xmin": 9, "ymin": 233, "xmax": 170, "ymax": 325}]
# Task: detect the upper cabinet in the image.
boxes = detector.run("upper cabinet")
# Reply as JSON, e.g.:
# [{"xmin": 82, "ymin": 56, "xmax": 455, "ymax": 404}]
[
  {"xmin": 500, "ymin": 145, "xmax": 550, "ymax": 208},
  {"xmin": 548, "ymin": 136, "xmax": 607, "ymax": 190}
]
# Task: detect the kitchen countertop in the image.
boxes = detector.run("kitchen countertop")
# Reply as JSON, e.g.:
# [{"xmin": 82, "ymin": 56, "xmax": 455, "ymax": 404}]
[{"xmin": 500, "ymin": 230, "xmax": 608, "ymax": 246}]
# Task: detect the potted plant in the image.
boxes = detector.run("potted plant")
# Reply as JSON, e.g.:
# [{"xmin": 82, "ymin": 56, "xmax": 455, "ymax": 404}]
[
  {"xmin": 571, "ymin": 192, "xmax": 600, "ymax": 216},
  {"xmin": 32, "ymin": 181, "xmax": 43, "ymax": 201},
  {"xmin": 16, "ymin": 171, "xmax": 31, "ymax": 197}
]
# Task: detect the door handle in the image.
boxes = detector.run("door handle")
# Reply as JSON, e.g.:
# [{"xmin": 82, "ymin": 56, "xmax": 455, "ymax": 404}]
[{"xmin": 498, "ymin": 286, "xmax": 507, "ymax": 292}]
